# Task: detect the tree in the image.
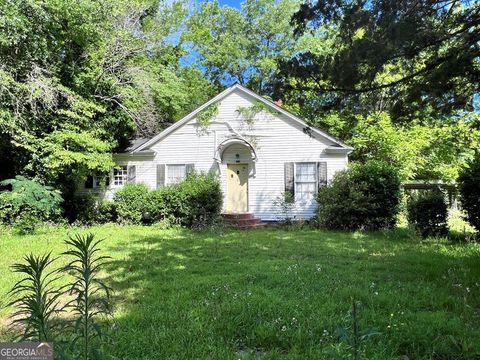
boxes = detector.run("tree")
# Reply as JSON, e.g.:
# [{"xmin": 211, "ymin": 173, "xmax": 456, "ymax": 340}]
[
  {"xmin": 0, "ymin": 0, "xmax": 213, "ymax": 196},
  {"xmin": 183, "ymin": 0, "xmax": 303, "ymax": 94},
  {"xmin": 279, "ymin": 0, "xmax": 480, "ymax": 120}
]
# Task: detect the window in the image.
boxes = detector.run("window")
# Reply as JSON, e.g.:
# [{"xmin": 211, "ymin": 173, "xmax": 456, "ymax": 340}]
[
  {"xmin": 113, "ymin": 165, "xmax": 128, "ymax": 186},
  {"xmin": 167, "ymin": 164, "xmax": 187, "ymax": 184},
  {"xmin": 85, "ymin": 174, "xmax": 109, "ymax": 189},
  {"xmin": 295, "ymin": 163, "xmax": 317, "ymax": 201}
]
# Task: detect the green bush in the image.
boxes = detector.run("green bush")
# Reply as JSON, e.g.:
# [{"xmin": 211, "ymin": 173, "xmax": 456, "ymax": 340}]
[
  {"xmin": 14, "ymin": 215, "xmax": 39, "ymax": 235},
  {"xmin": 458, "ymin": 153, "xmax": 480, "ymax": 233},
  {"xmin": 69, "ymin": 195, "xmax": 117, "ymax": 224},
  {"xmin": 70, "ymin": 194, "xmax": 98, "ymax": 224},
  {"xmin": 112, "ymin": 173, "xmax": 222, "ymax": 227},
  {"xmin": 97, "ymin": 200, "xmax": 117, "ymax": 223},
  {"xmin": 113, "ymin": 183, "xmax": 150, "ymax": 224},
  {"xmin": 317, "ymin": 161, "xmax": 401, "ymax": 230},
  {"xmin": 178, "ymin": 172, "xmax": 223, "ymax": 228},
  {"xmin": 0, "ymin": 176, "xmax": 62, "ymax": 224},
  {"xmin": 407, "ymin": 190, "xmax": 448, "ymax": 238},
  {"xmin": 146, "ymin": 172, "xmax": 223, "ymax": 228}
]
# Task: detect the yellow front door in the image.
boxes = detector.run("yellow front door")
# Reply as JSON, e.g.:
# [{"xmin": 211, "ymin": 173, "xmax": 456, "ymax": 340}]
[{"xmin": 227, "ymin": 164, "xmax": 248, "ymax": 213}]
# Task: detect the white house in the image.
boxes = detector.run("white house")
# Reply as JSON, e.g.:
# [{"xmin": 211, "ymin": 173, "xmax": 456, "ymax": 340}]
[{"xmin": 80, "ymin": 84, "xmax": 353, "ymax": 220}]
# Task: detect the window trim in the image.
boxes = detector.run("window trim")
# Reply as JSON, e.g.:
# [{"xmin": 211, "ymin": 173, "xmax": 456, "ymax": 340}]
[
  {"xmin": 166, "ymin": 164, "xmax": 187, "ymax": 185},
  {"xmin": 294, "ymin": 162, "xmax": 318, "ymax": 202},
  {"xmin": 112, "ymin": 165, "xmax": 128, "ymax": 188}
]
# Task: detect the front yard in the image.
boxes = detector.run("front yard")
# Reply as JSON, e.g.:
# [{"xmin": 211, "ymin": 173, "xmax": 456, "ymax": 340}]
[{"xmin": 1, "ymin": 225, "xmax": 479, "ymax": 359}]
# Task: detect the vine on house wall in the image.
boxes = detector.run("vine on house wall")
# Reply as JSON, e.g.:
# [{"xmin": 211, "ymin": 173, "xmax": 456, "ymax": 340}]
[
  {"xmin": 196, "ymin": 103, "xmax": 219, "ymax": 129},
  {"xmin": 236, "ymin": 101, "xmax": 279, "ymax": 126}
]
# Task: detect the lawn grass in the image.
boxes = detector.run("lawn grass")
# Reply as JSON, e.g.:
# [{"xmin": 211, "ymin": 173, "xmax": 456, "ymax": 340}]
[{"xmin": 1, "ymin": 224, "xmax": 479, "ymax": 359}]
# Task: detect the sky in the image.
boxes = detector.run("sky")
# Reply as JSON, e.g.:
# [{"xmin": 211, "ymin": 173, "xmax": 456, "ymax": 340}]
[{"xmin": 201, "ymin": 0, "xmax": 241, "ymax": 8}]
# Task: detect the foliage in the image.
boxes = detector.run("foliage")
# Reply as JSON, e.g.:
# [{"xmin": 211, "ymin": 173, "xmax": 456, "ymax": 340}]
[
  {"xmin": 237, "ymin": 101, "xmax": 279, "ymax": 126},
  {"xmin": 183, "ymin": 0, "xmax": 302, "ymax": 93},
  {"xmin": 281, "ymin": 0, "xmax": 480, "ymax": 120},
  {"xmin": 407, "ymin": 190, "xmax": 448, "ymax": 238},
  {"xmin": 458, "ymin": 152, "xmax": 480, "ymax": 233},
  {"xmin": 14, "ymin": 215, "xmax": 40, "ymax": 235},
  {"xmin": 62, "ymin": 233, "xmax": 112, "ymax": 360},
  {"xmin": 0, "ymin": 0, "xmax": 213, "ymax": 202},
  {"xmin": 6, "ymin": 233, "xmax": 112, "ymax": 358},
  {"xmin": 196, "ymin": 103, "xmax": 219, "ymax": 128},
  {"xmin": 97, "ymin": 201, "xmax": 117, "ymax": 224},
  {"xmin": 317, "ymin": 161, "xmax": 401, "ymax": 230},
  {"xmin": 303, "ymin": 111, "xmax": 480, "ymax": 182},
  {"xmin": 7, "ymin": 253, "xmax": 60, "ymax": 341},
  {"xmin": 175, "ymin": 172, "xmax": 223, "ymax": 228},
  {"xmin": 68, "ymin": 195, "xmax": 117, "ymax": 225},
  {"xmin": 3, "ymin": 225, "xmax": 480, "ymax": 358},
  {"xmin": 113, "ymin": 173, "xmax": 222, "ymax": 228},
  {"xmin": 113, "ymin": 183, "xmax": 150, "ymax": 224},
  {"xmin": 0, "ymin": 176, "xmax": 63, "ymax": 224},
  {"xmin": 272, "ymin": 191, "xmax": 295, "ymax": 224},
  {"xmin": 146, "ymin": 172, "xmax": 223, "ymax": 228},
  {"xmin": 332, "ymin": 301, "xmax": 380, "ymax": 360}
]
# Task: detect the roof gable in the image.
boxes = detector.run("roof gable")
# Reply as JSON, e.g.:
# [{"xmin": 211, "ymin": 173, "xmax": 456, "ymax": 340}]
[{"xmin": 134, "ymin": 84, "xmax": 353, "ymax": 153}]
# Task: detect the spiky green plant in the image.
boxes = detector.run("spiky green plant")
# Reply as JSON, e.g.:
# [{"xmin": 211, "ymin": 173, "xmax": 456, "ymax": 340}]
[
  {"xmin": 62, "ymin": 233, "xmax": 112, "ymax": 360},
  {"xmin": 7, "ymin": 253, "xmax": 61, "ymax": 341}
]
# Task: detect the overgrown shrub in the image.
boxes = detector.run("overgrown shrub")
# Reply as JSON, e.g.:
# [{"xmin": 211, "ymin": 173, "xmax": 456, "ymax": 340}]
[
  {"xmin": 317, "ymin": 161, "xmax": 401, "ymax": 230},
  {"xmin": 177, "ymin": 172, "xmax": 223, "ymax": 228},
  {"xmin": 145, "ymin": 172, "xmax": 223, "ymax": 228},
  {"xmin": 407, "ymin": 190, "xmax": 448, "ymax": 238},
  {"xmin": 97, "ymin": 200, "xmax": 117, "ymax": 223},
  {"xmin": 112, "ymin": 173, "xmax": 222, "ymax": 227},
  {"xmin": 69, "ymin": 195, "xmax": 117, "ymax": 224},
  {"xmin": 113, "ymin": 183, "xmax": 150, "ymax": 224},
  {"xmin": 14, "ymin": 215, "xmax": 39, "ymax": 235},
  {"xmin": 273, "ymin": 192, "xmax": 295, "ymax": 225},
  {"xmin": 70, "ymin": 194, "xmax": 98, "ymax": 224},
  {"xmin": 458, "ymin": 153, "xmax": 480, "ymax": 233},
  {"xmin": 0, "ymin": 176, "xmax": 62, "ymax": 225}
]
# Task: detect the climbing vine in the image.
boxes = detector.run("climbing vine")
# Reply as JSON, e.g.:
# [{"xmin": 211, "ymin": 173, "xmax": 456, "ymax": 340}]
[
  {"xmin": 236, "ymin": 101, "xmax": 278, "ymax": 126},
  {"xmin": 197, "ymin": 103, "xmax": 219, "ymax": 128}
]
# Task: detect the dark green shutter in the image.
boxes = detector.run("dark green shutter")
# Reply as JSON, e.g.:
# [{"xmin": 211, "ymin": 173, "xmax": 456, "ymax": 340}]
[
  {"xmin": 186, "ymin": 164, "xmax": 195, "ymax": 177},
  {"xmin": 317, "ymin": 162, "xmax": 327, "ymax": 191},
  {"xmin": 284, "ymin": 162, "xmax": 295, "ymax": 199},
  {"xmin": 157, "ymin": 164, "xmax": 165, "ymax": 188},
  {"xmin": 127, "ymin": 165, "xmax": 136, "ymax": 183}
]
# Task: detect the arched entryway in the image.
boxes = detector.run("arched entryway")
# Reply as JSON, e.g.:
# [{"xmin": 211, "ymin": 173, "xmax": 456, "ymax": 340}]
[{"xmin": 215, "ymin": 137, "xmax": 257, "ymax": 213}]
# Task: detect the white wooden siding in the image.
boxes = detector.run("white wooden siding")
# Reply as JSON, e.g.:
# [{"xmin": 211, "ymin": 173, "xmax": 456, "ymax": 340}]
[{"xmin": 80, "ymin": 88, "xmax": 349, "ymax": 220}]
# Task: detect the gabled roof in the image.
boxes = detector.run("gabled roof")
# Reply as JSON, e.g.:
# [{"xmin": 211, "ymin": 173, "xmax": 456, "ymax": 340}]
[
  {"xmin": 134, "ymin": 84, "xmax": 353, "ymax": 153},
  {"xmin": 117, "ymin": 137, "xmax": 150, "ymax": 153}
]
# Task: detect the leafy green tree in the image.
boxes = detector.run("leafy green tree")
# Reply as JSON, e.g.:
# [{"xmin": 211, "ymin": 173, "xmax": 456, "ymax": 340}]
[
  {"xmin": 183, "ymin": 0, "xmax": 302, "ymax": 93},
  {"xmin": 280, "ymin": 0, "xmax": 480, "ymax": 120},
  {"xmin": 0, "ymin": 0, "xmax": 213, "ymax": 201}
]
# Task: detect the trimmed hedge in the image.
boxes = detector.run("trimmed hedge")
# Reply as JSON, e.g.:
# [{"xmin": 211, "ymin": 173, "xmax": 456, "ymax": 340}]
[
  {"xmin": 316, "ymin": 161, "xmax": 401, "ymax": 230},
  {"xmin": 407, "ymin": 190, "xmax": 448, "ymax": 238}
]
